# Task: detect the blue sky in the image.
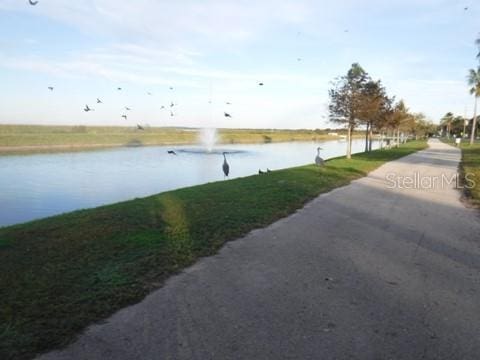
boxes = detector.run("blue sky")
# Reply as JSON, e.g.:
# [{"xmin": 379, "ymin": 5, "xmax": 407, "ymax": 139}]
[{"xmin": 0, "ymin": 0, "xmax": 478, "ymax": 129}]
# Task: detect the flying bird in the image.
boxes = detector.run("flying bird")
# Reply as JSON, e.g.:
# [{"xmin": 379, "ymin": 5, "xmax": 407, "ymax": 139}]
[
  {"xmin": 147, "ymin": 92, "xmax": 152, "ymax": 95},
  {"xmin": 464, "ymin": 6, "xmax": 469, "ymax": 10},
  {"xmin": 344, "ymin": 29, "xmax": 349, "ymax": 33},
  {"xmin": 47, "ymin": 86, "xmax": 54, "ymax": 91},
  {"xmin": 297, "ymin": 58, "xmax": 302, "ymax": 61},
  {"xmin": 125, "ymin": 106, "xmax": 131, "ymax": 111},
  {"xmin": 170, "ymin": 111, "xmax": 174, "ymax": 117},
  {"xmin": 28, "ymin": 0, "xmax": 38, "ymax": 5},
  {"xmin": 167, "ymin": 150, "xmax": 177, "ymax": 155},
  {"xmin": 137, "ymin": 124, "xmax": 144, "ymax": 130},
  {"xmin": 169, "ymin": 87, "xmax": 174, "ymax": 90},
  {"xmin": 84, "ymin": 105, "xmax": 93, "ymax": 112},
  {"xmin": 226, "ymin": 101, "xmax": 232, "ymax": 105},
  {"xmin": 222, "ymin": 152, "xmax": 230, "ymax": 178},
  {"xmin": 96, "ymin": 98, "xmax": 102, "ymax": 104},
  {"xmin": 117, "ymin": 87, "xmax": 122, "ymax": 91},
  {"xmin": 258, "ymin": 82, "xmax": 264, "ymax": 86},
  {"xmin": 315, "ymin": 147, "xmax": 325, "ymax": 166},
  {"xmin": 121, "ymin": 114, "xmax": 127, "ymax": 120},
  {"xmin": 170, "ymin": 102, "xmax": 175, "ymax": 108},
  {"xmin": 224, "ymin": 112, "xmax": 232, "ymax": 118}
]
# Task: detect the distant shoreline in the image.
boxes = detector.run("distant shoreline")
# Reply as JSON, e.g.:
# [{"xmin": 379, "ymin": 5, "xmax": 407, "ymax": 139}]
[{"xmin": 0, "ymin": 124, "xmax": 360, "ymax": 156}]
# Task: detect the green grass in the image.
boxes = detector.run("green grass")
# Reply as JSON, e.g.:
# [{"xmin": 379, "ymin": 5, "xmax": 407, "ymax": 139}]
[
  {"xmin": 0, "ymin": 140, "xmax": 427, "ymax": 359},
  {"xmin": 440, "ymin": 138, "xmax": 480, "ymax": 207},
  {"xmin": 459, "ymin": 142, "xmax": 480, "ymax": 207},
  {"xmin": 0, "ymin": 125, "xmax": 360, "ymax": 155}
]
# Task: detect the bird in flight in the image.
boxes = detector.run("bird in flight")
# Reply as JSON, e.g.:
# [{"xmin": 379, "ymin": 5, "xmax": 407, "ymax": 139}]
[
  {"xmin": 125, "ymin": 107, "xmax": 131, "ymax": 111},
  {"xmin": 170, "ymin": 102, "xmax": 175, "ymax": 108},
  {"xmin": 117, "ymin": 87, "xmax": 122, "ymax": 91},
  {"xmin": 167, "ymin": 150, "xmax": 177, "ymax": 155},
  {"xmin": 297, "ymin": 58, "xmax": 302, "ymax": 62},
  {"xmin": 464, "ymin": 6, "xmax": 469, "ymax": 11},
  {"xmin": 147, "ymin": 92, "xmax": 152, "ymax": 96},
  {"xmin": 121, "ymin": 114, "xmax": 127, "ymax": 120},
  {"xmin": 28, "ymin": 0, "xmax": 38, "ymax": 5},
  {"xmin": 97, "ymin": 98, "xmax": 102, "ymax": 104},
  {"xmin": 84, "ymin": 105, "xmax": 93, "ymax": 112},
  {"xmin": 224, "ymin": 112, "xmax": 232, "ymax": 118},
  {"xmin": 258, "ymin": 82, "xmax": 264, "ymax": 86},
  {"xmin": 137, "ymin": 124, "xmax": 144, "ymax": 130},
  {"xmin": 169, "ymin": 87, "xmax": 174, "ymax": 90},
  {"xmin": 48, "ymin": 86, "xmax": 54, "ymax": 91},
  {"xmin": 160, "ymin": 105, "xmax": 165, "ymax": 109},
  {"xmin": 170, "ymin": 111, "xmax": 174, "ymax": 117},
  {"xmin": 226, "ymin": 101, "xmax": 232, "ymax": 105}
]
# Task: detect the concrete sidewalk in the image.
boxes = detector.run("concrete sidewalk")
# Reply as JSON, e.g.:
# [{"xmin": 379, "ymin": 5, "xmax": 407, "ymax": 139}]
[{"xmin": 39, "ymin": 139, "xmax": 480, "ymax": 360}]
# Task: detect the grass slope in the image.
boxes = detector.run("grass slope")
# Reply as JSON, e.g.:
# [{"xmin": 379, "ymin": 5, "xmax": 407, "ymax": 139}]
[{"xmin": 0, "ymin": 140, "xmax": 426, "ymax": 359}]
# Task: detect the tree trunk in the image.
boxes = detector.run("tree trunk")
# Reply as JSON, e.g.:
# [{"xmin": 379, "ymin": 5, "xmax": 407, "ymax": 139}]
[
  {"xmin": 396, "ymin": 128, "xmax": 400, "ymax": 147},
  {"xmin": 471, "ymin": 96, "xmax": 478, "ymax": 145},
  {"xmin": 368, "ymin": 127, "xmax": 373, "ymax": 151},
  {"xmin": 364, "ymin": 122, "xmax": 370, "ymax": 152},
  {"xmin": 347, "ymin": 124, "xmax": 352, "ymax": 159}
]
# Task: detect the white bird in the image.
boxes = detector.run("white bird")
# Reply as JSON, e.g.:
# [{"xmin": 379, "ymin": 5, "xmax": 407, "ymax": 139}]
[{"xmin": 315, "ymin": 147, "xmax": 324, "ymax": 166}]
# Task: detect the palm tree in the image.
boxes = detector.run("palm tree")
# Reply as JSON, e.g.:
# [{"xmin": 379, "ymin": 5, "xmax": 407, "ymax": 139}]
[
  {"xmin": 476, "ymin": 35, "xmax": 480, "ymax": 59},
  {"xmin": 467, "ymin": 67, "xmax": 480, "ymax": 145}
]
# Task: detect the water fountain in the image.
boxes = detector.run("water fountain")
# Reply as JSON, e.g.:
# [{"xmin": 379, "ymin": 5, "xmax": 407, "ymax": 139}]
[{"xmin": 199, "ymin": 128, "xmax": 218, "ymax": 153}]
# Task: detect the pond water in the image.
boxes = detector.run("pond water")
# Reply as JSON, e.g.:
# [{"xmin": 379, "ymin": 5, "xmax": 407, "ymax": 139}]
[{"xmin": 0, "ymin": 138, "xmax": 378, "ymax": 227}]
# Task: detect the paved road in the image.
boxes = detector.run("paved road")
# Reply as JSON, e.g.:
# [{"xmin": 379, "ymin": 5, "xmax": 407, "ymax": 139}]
[{"xmin": 40, "ymin": 140, "xmax": 480, "ymax": 360}]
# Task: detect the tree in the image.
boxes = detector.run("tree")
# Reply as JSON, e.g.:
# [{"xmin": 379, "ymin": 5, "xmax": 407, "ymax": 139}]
[
  {"xmin": 467, "ymin": 67, "xmax": 480, "ymax": 145},
  {"xmin": 440, "ymin": 112, "xmax": 454, "ymax": 138},
  {"xmin": 357, "ymin": 80, "xmax": 390, "ymax": 152},
  {"xmin": 388, "ymin": 100, "xmax": 410, "ymax": 146},
  {"xmin": 476, "ymin": 34, "xmax": 480, "ymax": 59},
  {"xmin": 329, "ymin": 63, "xmax": 369, "ymax": 159}
]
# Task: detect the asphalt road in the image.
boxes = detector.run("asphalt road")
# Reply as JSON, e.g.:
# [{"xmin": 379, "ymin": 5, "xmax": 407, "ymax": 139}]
[{"xmin": 39, "ymin": 139, "xmax": 480, "ymax": 360}]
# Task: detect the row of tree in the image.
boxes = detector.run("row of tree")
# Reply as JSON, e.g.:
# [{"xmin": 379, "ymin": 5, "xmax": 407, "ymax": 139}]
[{"xmin": 328, "ymin": 63, "xmax": 435, "ymax": 159}]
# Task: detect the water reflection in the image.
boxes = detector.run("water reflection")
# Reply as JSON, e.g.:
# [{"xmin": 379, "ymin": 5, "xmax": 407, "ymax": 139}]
[{"xmin": 0, "ymin": 139, "xmax": 377, "ymax": 227}]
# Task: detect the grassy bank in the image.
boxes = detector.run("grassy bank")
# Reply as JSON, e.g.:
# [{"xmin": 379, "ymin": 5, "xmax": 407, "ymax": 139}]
[
  {"xmin": 0, "ymin": 140, "xmax": 427, "ymax": 359},
  {"xmin": 0, "ymin": 125, "xmax": 359, "ymax": 155},
  {"xmin": 440, "ymin": 138, "xmax": 480, "ymax": 206}
]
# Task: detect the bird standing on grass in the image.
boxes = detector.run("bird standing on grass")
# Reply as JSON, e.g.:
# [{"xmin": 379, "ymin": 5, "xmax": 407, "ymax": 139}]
[
  {"xmin": 222, "ymin": 152, "xmax": 230, "ymax": 178},
  {"xmin": 315, "ymin": 147, "xmax": 324, "ymax": 166}
]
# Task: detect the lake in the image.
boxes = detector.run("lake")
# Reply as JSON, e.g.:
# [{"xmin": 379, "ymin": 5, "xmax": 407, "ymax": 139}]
[{"xmin": 0, "ymin": 138, "xmax": 378, "ymax": 227}]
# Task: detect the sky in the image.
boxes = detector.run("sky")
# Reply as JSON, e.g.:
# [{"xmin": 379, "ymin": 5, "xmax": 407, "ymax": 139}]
[{"xmin": 0, "ymin": 0, "xmax": 479, "ymax": 129}]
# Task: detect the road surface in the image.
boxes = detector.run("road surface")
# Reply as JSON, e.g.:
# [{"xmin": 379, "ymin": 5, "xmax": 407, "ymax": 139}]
[{"xmin": 39, "ymin": 139, "xmax": 480, "ymax": 360}]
